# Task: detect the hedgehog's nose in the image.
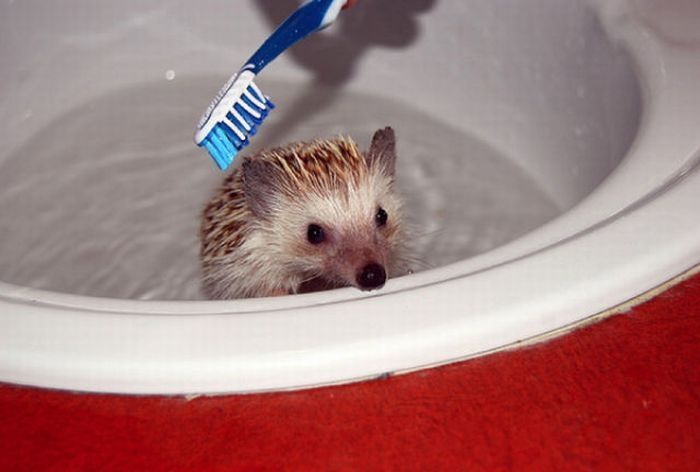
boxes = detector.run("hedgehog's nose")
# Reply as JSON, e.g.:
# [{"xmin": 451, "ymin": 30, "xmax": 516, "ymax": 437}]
[{"xmin": 357, "ymin": 263, "xmax": 386, "ymax": 290}]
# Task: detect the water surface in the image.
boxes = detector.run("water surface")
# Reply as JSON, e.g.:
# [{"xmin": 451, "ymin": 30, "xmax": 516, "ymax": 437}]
[{"xmin": 0, "ymin": 77, "xmax": 558, "ymax": 299}]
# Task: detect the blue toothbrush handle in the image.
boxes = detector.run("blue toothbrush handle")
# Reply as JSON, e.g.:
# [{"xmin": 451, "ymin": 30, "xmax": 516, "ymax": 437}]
[{"xmin": 244, "ymin": 0, "xmax": 345, "ymax": 73}]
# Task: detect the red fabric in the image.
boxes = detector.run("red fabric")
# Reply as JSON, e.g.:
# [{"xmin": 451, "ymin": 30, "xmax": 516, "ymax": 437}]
[{"xmin": 1, "ymin": 275, "xmax": 699, "ymax": 471}]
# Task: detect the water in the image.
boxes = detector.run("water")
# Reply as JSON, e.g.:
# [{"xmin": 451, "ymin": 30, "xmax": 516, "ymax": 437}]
[{"xmin": 0, "ymin": 77, "xmax": 558, "ymax": 300}]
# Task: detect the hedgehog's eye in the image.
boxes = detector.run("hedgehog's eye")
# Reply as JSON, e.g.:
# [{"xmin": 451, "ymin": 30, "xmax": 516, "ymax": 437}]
[
  {"xmin": 375, "ymin": 207, "xmax": 388, "ymax": 227},
  {"xmin": 307, "ymin": 224, "xmax": 326, "ymax": 244}
]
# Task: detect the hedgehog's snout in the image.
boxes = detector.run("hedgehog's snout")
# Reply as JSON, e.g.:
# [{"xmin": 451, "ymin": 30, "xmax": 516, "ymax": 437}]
[{"xmin": 356, "ymin": 263, "xmax": 387, "ymax": 290}]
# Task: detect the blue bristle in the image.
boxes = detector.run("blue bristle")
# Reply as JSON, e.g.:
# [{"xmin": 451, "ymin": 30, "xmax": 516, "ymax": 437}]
[
  {"xmin": 246, "ymin": 85, "xmax": 264, "ymax": 102},
  {"xmin": 240, "ymin": 94, "xmax": 261, "ymax": 114},
  {"xmin": 243, "ymin": 109, "xmax": 264, "ymax": 126},
  {"xmin": 234, "ymin": 103, "xmax": 256, "ymax": 129},
  {"xmin": 241, "ymin": 91, "xmax": 275, "ymax": 117},
  {"xmin": 200, "ymin": 96, "xmax": 276, "ymax": 171},
  {"xmin": 221, "ymin": 118, "xmax": 244, "ymax": 148},
  {"xmin": 214, "ymin": 126, "xmax": 236, "ymax": 156},
  {"xmin": 209, "ymin": 131, "xmax": 230, "ymax": 168},
  {"xmin": 209, "ymin": 128, "xmax": 227, "ymax": 153},
  {"xmin": 201, "ymin": 137, "xmax": 227, "ymax": 171}
]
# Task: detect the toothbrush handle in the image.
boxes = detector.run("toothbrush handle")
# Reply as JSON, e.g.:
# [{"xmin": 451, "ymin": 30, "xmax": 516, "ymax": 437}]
[{"xmin": 244, "ymin": 0, "xmax": 346, "ymax": 73}]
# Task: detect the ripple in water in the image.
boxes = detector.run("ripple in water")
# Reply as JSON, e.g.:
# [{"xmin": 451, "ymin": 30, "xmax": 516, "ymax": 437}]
[{"xmin": 0, "ymin": 77, "xmax": 558, "ymax": 300}]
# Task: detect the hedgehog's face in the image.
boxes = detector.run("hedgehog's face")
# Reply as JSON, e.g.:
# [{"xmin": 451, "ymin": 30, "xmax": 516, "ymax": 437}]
[
  {"xmin": 242, "ymin": 127, "xmax": 403, "ymax": 294},
  {"xmin": 299, "ymin": 209, "xmax": 395, "ymax": 291},
  {"xmin": 287, "ymin": 174, "xmax": 403, "ymax": 292}
]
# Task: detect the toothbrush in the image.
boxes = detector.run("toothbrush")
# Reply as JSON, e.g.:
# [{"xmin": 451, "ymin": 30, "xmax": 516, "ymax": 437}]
[{"xmin": 195, "ymin": 0, "xmax": 351, "ymax": 171}]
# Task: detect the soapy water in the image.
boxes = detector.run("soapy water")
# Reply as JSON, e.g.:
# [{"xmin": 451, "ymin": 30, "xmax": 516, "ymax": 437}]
[{"xmin": 0, "ymin": 77, "xmax": 558, "ymax": 300}]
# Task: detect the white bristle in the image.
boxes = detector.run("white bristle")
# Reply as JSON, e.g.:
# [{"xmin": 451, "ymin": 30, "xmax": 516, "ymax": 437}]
[
  {"xmin": 237, "ymin": 98, "xmax": 262, "ymax": 119},
  {"xmin": 229, "ymin": 108, "xmax": 252, "ymax": 132},
  {"xmin": 244, "ymin": 89, "xmax": 265, "ymax": 109},
  {"xmin": 223, "ymin": 117, "xmax": 246, "ymax": 140}
]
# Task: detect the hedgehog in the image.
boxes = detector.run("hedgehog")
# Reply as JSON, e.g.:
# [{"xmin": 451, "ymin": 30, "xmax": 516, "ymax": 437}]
[{"xmin": 200, "ymin": 127, "xmax": 408, "ymax": 299}]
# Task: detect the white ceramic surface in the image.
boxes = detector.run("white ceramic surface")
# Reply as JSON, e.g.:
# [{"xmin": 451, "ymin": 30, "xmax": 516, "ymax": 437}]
[{"xmin": 0, "ymin": 0, "xmax": 699, "ymax": 394}]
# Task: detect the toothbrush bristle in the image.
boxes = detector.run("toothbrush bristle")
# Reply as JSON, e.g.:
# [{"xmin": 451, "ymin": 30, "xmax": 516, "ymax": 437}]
[{"xmin": 199, "ymin": 84, "xmax": 275, "ymax": 171}]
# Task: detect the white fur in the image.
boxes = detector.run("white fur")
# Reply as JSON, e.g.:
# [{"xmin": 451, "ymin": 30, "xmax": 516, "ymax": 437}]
[{"xmin": 203, "ymin": 165, "xmax": 406, "ymax": 299}]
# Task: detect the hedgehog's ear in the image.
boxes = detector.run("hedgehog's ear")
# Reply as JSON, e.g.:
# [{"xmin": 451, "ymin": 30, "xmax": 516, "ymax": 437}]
[
  {"xmin": 242, "ymin": 158, "xmax": 281, "ymax": 218},
  {"xmin": 367, "ymin": 126, "xmax": 397, "ymax": 177}
]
